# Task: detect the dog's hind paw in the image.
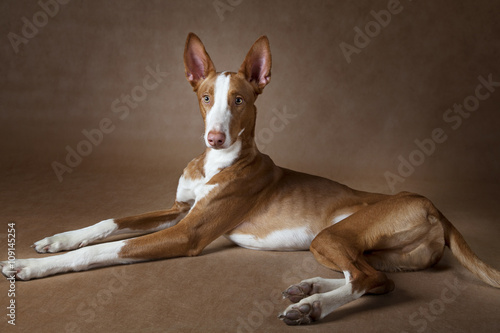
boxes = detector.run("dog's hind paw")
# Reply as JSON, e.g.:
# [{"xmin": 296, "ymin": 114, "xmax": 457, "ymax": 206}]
[
  {"xmin": 278, "ymin": 301, "xmax": 322, "ymax": 325},
  {"xmin": 282, "ymin": 282, "xmax": 318, "ymax": 303}
]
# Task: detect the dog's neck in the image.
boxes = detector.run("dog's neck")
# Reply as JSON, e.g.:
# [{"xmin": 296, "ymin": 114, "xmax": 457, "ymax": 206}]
[{"xmin": 202, "ymin": 130, "xmax": 262, "ymax": 180}]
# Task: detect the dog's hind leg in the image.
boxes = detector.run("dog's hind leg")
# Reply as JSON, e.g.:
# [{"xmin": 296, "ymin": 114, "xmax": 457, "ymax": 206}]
[
  {"xmin": 33, "ymin": 201, "xmax": 191, "ymax": 253},
  {"xmin": 280, "ymin": 230, "xmax": 395, "ymax": 325},
  {"xmin": 280, "ymin": 193, "xmax": 447, "ymax": 325},
  {"xmin": 282, "ymin": 277, "xmax": 346, "ymax": 303}
]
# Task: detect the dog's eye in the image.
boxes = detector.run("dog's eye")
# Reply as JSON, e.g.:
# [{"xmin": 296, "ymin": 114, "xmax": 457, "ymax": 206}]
[
  {"xmin": 235, "ymin": 97, "xmax": 243, "ymax": 105},
  {"xmin": 203, "ymin": 95, "xmax": 210, "ymax": 103}
]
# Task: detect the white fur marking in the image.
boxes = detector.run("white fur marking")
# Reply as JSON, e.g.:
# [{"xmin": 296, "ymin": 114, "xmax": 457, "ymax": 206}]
[
  {"xmin": 316, "ymin": 283, "xmax": 364, "ymax": 319},
  {"xmin": 33, "ymin": 219, "xmax": 118, "ymax": 253},
  {"xmin": 176, "ymin": 175, "xmax": 203, "ymax": 205},
  {"xmin": 332, "ymin": 213, "xmax": 353, "ymax": 224},
  {"xmin": 343, "ymin": 270, "xmax": 352, "ymax": 284},
  {"xmin": 204, "ymin": 139, "xmax": 241, "ymax": 179},
  {"xmin": 227, "ymin": 227, "xmax": 315, "ymax": 251},
  {"xmin": 281, "ymin": 282, "xmax": 364, "ymax": 321},
  {"xmin": 176, "ymin": 140, "xmax": 242, "ymax": 205},
  {"xmin": 204, "ymin": 73, "xmax": 232, "ymax": 147},
  {"xmin": 3, "ymin": 241, "xmax": 134, "ymax": 280}
]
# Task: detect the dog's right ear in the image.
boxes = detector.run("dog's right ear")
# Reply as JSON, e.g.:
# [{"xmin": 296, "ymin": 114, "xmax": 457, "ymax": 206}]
[{"xmin": 184, "ymin": 33, "xmax": 216, "ymax": 90}]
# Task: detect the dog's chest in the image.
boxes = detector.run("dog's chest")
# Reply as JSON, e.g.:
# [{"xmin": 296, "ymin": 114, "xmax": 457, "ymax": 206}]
[{"xmin": 175, "ymin": 141, "xmax": 242, "ymax": 204}]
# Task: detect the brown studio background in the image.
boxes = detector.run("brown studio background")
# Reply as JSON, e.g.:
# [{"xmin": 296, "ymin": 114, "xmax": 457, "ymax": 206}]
[{"xmin": 1, "ymin": 1, "xmax": 499, "ymax": 332}]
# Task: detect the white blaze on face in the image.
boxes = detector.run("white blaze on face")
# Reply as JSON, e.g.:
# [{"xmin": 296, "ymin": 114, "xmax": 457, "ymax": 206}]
[{"xmin": 204, "ymin": 73, "xmax": 232, "ymax": 148}]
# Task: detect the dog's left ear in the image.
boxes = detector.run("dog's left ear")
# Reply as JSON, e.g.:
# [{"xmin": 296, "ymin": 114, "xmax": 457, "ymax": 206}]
[{"xmin": 238, "ymin": 36, "xmax": 272, "ymax": 94}]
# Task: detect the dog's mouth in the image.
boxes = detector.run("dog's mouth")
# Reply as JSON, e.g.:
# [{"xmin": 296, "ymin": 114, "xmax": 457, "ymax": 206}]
[
  {"xmin": 206, "ymin": 138, "xmax": 242, "ymax": 154},
  {"xmin": 208, "ymin": 145, "xmax": 225, "ymax": 150},
  {"xmin": 206, "ymin": 141, "xmax": 231, "ymax": 150}
]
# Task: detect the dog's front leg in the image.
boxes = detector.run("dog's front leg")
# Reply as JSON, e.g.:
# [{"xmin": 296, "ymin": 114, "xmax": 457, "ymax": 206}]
[
  {"xmin": 1, "ymin": 240, "xmax": 132, "ymax": 280},
  {"xmin": 1, "ymin": 196, "xmax": 247, "ymax": 280},
  {"xmin": 1, "ymin": 221, "xmax": 196, "ymax": 280},
  {"xmin": 33, "ymin": 201, "xmax": 191, "ymax": 253}
]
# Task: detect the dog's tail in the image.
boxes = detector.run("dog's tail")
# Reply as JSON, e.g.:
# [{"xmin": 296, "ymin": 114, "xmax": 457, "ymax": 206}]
[{"xmin": 441, "ymin": 218, "xmax": 500, "ymax": 288}]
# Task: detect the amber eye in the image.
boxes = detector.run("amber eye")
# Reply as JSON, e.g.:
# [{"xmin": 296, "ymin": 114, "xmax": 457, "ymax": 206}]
[
  {"xmin": 203, "ymin": 95, "xmax": 210, "ymax": 103},
  {"xmin": 235, "ymin": 97, "xmax": 243, "ymax": 105}
]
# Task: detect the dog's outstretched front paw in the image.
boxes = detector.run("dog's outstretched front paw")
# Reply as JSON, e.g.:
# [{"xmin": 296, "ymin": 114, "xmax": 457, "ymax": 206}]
[
  {"xmin": 1, "ymin": 259, "xmax": 38, "ymax": 281},
  {"xmin": 279, "ymin": 301, "xmax": 322, "ymax": 325},
  {"xmin": 0, "ymin": 261, "xmax": 11, "ymax": 278},
  {"xmin": 33, "ymin": 233, "xmax": 84, "ymax": 253}
]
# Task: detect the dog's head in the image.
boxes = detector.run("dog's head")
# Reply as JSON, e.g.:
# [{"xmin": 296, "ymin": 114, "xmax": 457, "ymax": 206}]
[{"xmin": 183, "ymin": 33, "xmax": 271, "ymax": 150}]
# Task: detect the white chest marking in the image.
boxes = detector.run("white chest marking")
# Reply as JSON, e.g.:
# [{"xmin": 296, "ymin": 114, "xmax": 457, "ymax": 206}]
[
  {"xmin": 204, "ymin": 73, "xmax": 232, "ymax": 146},
  {"xmin": 204, "ymin": 139, "xmax": 241, "ymax": 179},
  {"xmin": 176, "ymin": 140, "xmax": 242, "ymax": 205},
  {"xmin": 332, "ymin": 213, "xmax": 353, "ymax": 225},
  {"xmin": 227, "ymin": 227, "xmax": 316, "ymax": 251},
  {"xmin": 343, "ymin": 270, "xmax": 352, "ymax": 284}
]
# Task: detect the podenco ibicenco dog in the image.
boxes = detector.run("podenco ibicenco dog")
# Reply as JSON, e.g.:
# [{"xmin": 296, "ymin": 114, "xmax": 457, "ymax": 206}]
[{"xmin": 2, "ymin": 33, "xmax": 499, "ymax": 325}]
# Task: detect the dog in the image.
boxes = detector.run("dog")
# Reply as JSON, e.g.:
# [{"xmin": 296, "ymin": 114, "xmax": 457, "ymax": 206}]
[{"xmin": 1, "ymin": 33, "xmax": 499, "ymax": 325}]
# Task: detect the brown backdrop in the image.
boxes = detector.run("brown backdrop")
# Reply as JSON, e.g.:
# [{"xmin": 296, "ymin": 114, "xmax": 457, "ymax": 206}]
[{"xmin": 1, "ymin": 1, "xmax": 499, "ymax": 332}]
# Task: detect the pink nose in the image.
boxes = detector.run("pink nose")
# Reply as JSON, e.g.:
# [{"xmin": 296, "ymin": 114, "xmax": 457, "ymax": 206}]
[{"xmin": 207, "ymin": 131, "xmax": 226, "ymax": 148}]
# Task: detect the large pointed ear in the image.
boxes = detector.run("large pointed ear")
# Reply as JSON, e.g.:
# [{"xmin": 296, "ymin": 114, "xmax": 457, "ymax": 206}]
[
  {"xmin": 238, "ymin": 36, "xmax": 272, "ymax": 94},
  {"xmin": 184, "ymin": 33, "xmax": 216, "ymax": 90}
]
